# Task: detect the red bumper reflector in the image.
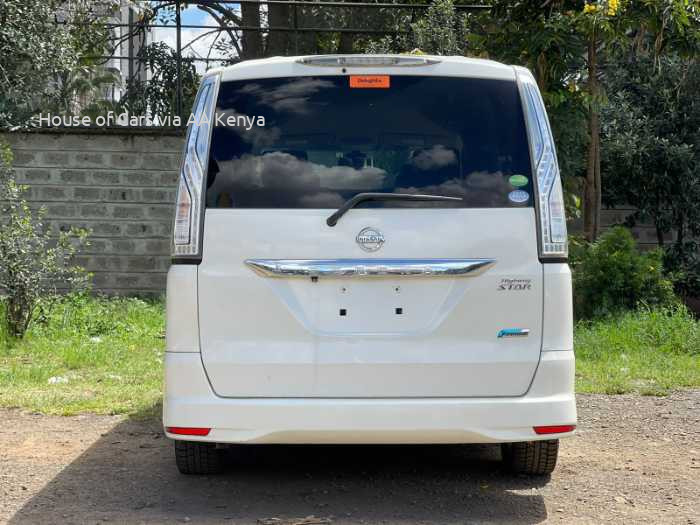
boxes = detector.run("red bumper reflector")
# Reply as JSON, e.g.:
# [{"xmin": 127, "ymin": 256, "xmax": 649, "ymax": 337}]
[
  {"xmin": 533, "ymin": 425, "xmax": 576, "ymax": 435},
  {"xmin": 166, "ymin": 427, "xmax": 211, "ymax": 436}
]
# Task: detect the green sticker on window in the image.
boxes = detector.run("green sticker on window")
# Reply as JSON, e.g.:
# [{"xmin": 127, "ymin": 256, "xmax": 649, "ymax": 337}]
[{"xmin": 509, "ymin": 174, "xmax": 528, "ymax": 187}]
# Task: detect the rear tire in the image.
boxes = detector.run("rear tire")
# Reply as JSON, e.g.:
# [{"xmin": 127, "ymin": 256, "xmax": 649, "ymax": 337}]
[
  {"xmin": 501, "ymin": 439, "xmax": 559, "ymax": 475},
  {"xmin": 174, "ymin": 440, "xmax": 225, "ymax": 475}
]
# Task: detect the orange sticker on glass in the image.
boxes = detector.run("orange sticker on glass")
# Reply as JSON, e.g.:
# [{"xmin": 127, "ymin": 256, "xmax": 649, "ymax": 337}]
[{"xmin": 349, "ymin": 75, "xmax": 390, "ymax": 89}]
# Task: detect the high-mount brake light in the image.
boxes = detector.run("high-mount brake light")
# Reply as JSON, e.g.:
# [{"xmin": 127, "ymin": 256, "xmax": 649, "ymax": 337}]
[
  {"xmin": 171, "ymin": 74, "xmax": 220, "ymax": 263},
  {"xmin": 516, "ymin": 70, "xmax": 568, "ymax": 261},
  {"xmin": 297, "ymin": 55, "xmax": 440, "ymax": 67}
]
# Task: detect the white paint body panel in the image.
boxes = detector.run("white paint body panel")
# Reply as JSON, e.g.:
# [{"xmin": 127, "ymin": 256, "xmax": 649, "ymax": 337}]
[
  {"xmin": 542, "ymin": 264, "xmax": 574, "ymax": 351},
  {"xmin": 211, "ymin": 55, "xmax": 517, "ymax": 84},
  {"xmin": 198, "ymin": 208, "xmax": 543, "ymax": 398},
  {"xmin": 165, "ymin": 265, "xmax": 199, "ymax": 353},
  {"xmin": 165, "ymin": 56, "xmax": 576, "ymax": 443},
  {"xmin": 163, "ymin": 350, "xmax": 576, "ymax": 444}
]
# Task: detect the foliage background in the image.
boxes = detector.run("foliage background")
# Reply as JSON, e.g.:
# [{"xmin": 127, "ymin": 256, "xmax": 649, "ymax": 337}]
[{"xmin": 1, "ymin": 0, "xmax": 699, "ymax": 300}]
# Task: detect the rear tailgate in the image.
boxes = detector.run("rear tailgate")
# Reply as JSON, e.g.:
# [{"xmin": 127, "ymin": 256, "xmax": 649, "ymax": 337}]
[
  {"xmin": 195, "ymin": 64, "xmax": 543, "ymax": 398},
  {"xmin": 198, "ymin": 207, "xmax": 542, "ymax": 397}
]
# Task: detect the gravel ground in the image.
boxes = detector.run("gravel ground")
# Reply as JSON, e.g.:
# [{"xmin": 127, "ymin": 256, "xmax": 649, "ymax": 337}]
[{"xmin": 1, "ymin": 392, "xmax": 699, "ymax": 524}]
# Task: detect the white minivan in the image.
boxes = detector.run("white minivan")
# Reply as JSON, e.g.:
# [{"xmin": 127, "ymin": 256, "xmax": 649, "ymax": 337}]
[{"xmin": 164, "ymin": 55, "xmax": 576, "ymax": 476}]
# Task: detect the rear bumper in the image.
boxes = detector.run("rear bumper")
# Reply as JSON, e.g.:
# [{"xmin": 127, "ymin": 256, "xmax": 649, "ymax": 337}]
[{"xmin": 163, "ymin": 350, "xmax": 576, "ymax": 444}]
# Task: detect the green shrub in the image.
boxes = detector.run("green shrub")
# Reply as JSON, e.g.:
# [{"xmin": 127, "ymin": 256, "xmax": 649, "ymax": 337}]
[
  {"xmin": 571, "ymin": 227, "xmax": 677, "ymax": 319},
  {"xmin": 0, "ymin": 141, "xmax": 90, "ymax": 338},
  {"xmin": 663, "ymin": 241, "xmax": 700, "ymax": 299}
]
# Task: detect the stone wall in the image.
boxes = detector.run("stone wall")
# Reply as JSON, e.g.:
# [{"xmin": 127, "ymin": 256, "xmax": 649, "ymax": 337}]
[
  {"xmin": 2, "ymin": 129, "xmax": 665, "ymax": 296},
  {"xmin": 571, "ymin": 209, "xmax": 672, "ymax": 250},
  {"xmin": 3, "ymin": 129, "xmax": 185, "ymax": 296}
]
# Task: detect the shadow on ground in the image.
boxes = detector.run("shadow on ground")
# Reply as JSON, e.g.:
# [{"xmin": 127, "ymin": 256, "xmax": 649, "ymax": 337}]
[{"xmin": 10, "ymin": 404, "xmax": 550, "ymax": 524}]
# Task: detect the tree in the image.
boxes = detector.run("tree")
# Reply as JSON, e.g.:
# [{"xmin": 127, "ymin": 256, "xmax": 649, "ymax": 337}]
[
  {"xmin": 465, "ymin": 0, "xmax": 699, "ymax": 241},
  {"xmin": 0, "ymin": 0, "xmax": 76, "ymax": 127},
  {"xmin": 410, "ymin": 0, "xmax": 470, "ymax": 56},
  {"xmin": 574, "ymin": 0, "xmax": 699, "ymax": 240},
  {"xmin": 468, "ymin": 1, "xmax": 624, "ymax": 239},
  {"xmin": 119, "ymin": 42, "xmax": 200, "ymax": 120},
  {"xmin": 366, "ymin": 0, "xmax": 472, "ymax": 55},
  {"xmin": 146, "ymin": 1, "xmax": 341, "ymax": 63},
  {"xmin": 577, "ymin": 0, "xmax": 625, "ymax": 241},
  {"xmin": 602, "ymin": 55, "xmax": 699, "ymax": 247},
  {"xmin": 599, "ymin": 0, "xmax": 699, "ymax": 294},
  {"xmin": 0, "ymin": 0, "xmax": 125, "ymax": 127},
  {"xmin": 0, "ymin": 142, "xmax": 90, "ymax": 338},
  {"xmin": 52, "ymin": 0, "xmax": 122, "ymax": 118},
  {"xmin": 457, "ymin": 2, "xmax": 587, "ymax": 219},
  {"xmin": 601, "ymin": 54, "xmax": 700, "ymax": 295}
]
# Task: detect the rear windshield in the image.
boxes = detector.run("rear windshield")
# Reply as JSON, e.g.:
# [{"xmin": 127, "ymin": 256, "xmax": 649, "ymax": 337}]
[{"xmin": 205, "ymin": 75, "xmax": 533, "ymax": 209}]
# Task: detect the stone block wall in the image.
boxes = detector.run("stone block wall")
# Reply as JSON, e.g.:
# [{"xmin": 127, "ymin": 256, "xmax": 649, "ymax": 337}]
[
  {"xmin": 3, "ymin": 129, "xmax": 185, "ymax": 296},
  {"xmin": 1, "ymin": 129, "xmax": 666, "ymax": 295}
]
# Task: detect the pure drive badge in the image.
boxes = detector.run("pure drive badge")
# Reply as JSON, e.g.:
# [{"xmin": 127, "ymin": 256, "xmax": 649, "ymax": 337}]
[{"xmin": 356, "ymin": 227, "xmax": 385, "ymax": 252}]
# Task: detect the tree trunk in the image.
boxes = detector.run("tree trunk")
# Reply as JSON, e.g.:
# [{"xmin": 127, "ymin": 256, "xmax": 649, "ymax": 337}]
[
  {"xmin": 594, "ymin": 108, "xmax": 602, "ymax": 237},
  {"xmin": 241, "ymin": 0, "xmax": 263, "ymax": 59},
  {"xmin": 584, "ymin": 35, "xmax": 602, "ymax": 242},
  {"xmin": 676, "ymin": 214, "xmax": 684, "ymax": 246},
  {"xmin": 655, "ymin": 222, "xmax": 665, "ymax": 247},
  {"xmin": 338, "ymin": 32, "xmax": 355, "ymax": 53},
  {"xmin": 337, "ymin": 0, "xmax": 361, "ymax": 53},
  {"xmin": 266, "ymin": 3, "xmax": 290, "ymax": 56},
  {"xmin": 295, "ymin": 6, "xmax": 319, "ymax": 54}
]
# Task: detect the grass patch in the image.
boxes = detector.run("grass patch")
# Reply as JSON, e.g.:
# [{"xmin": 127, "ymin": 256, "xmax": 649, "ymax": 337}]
[
  {"xmin": 1, "ymin": 297, "xmax": 699, "ymax": 416},
  {"xmin": 0, "ymin": 295, "xmax": 164, "ymax": 416},
  {"xmin": 575, "ymin": 305, "xmax": 700, "ymax": 395}
]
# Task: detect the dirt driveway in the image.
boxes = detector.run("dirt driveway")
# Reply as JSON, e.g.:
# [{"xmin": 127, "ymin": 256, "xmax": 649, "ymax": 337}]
[{"xmin": 1, "ymin": 392, "xmax": 699, "ymax": 524}]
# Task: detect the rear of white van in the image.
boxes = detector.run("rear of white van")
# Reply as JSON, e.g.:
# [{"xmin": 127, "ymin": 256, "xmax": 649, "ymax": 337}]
[{"xmin": 163, "ymin": 55, "xmax": 576, "ymax": 475}]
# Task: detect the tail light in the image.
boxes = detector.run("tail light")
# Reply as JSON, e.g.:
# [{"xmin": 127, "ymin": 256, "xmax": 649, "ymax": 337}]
[
  {"xmin": 533, "ymin": 424, "xmax": 576, "ymax": 435},
  {"xmin": 174, "ymin": 174, "xmax": 192, "ymax": 245},
  {"xmin": 166, "ymin": 426, "xmax": 211, "ymax": 436},
  {"xmin": 516, "ymin": 69, "xmax": 568, "ymax": 261},
  {"xmin": 172, "ymin": 73, "xmax": 220, "ymax": 263}
]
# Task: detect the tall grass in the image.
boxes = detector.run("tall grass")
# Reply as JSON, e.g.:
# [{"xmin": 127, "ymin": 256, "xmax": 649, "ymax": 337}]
[
  {"xmin": 0, "ymin": 294, "xmax": 165, "ymax": 416},
  {"xmin": 1, "ymin": 296, "xmax": 699, "ymax": 416},
  {"xmin": 575, "ymin": 305, "xmax": 700, "ymax": 395}
]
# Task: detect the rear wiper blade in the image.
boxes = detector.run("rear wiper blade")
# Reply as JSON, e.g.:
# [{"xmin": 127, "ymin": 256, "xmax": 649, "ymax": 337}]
[{"xmin": 326, "ymin": 192, "xmax": 462, "ymax": 227}]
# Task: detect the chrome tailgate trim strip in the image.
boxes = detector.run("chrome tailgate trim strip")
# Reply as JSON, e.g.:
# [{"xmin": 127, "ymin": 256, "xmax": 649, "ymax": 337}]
[{"xmin": 245, "ymin": 258, "xmax": 496, "ymax": 278}]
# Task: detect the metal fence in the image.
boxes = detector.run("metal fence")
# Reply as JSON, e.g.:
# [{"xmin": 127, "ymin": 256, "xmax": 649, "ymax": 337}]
[{"xmin": 56, "ymin": 0, "xmax": 490, "ymax": 119}]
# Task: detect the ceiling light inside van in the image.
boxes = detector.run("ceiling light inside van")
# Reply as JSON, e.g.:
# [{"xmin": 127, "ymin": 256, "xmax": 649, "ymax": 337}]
[{"xmin": 297, "ymin": 55, "xmax": 441, "ymax": 67}]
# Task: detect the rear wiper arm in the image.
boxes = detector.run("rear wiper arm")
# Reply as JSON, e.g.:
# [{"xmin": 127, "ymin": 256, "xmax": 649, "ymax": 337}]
[{"xmin": 326, "ymin": 192, "xmax": 462, "ymax": 227}]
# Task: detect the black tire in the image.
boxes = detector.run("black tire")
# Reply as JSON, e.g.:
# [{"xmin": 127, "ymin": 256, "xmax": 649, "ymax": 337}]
[
  {"xmin": 501, "ymin": 439, "xmax": 559, "ymax": 475},
  {"xmin": 174, "ymin": 440, "xmax": 225, "ymax": 475}
]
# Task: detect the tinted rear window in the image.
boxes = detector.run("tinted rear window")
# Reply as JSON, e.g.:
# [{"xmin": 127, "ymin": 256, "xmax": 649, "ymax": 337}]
[{"xmin": 206, "ymin": 75, "xmax": 532, "ymax": 209}]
